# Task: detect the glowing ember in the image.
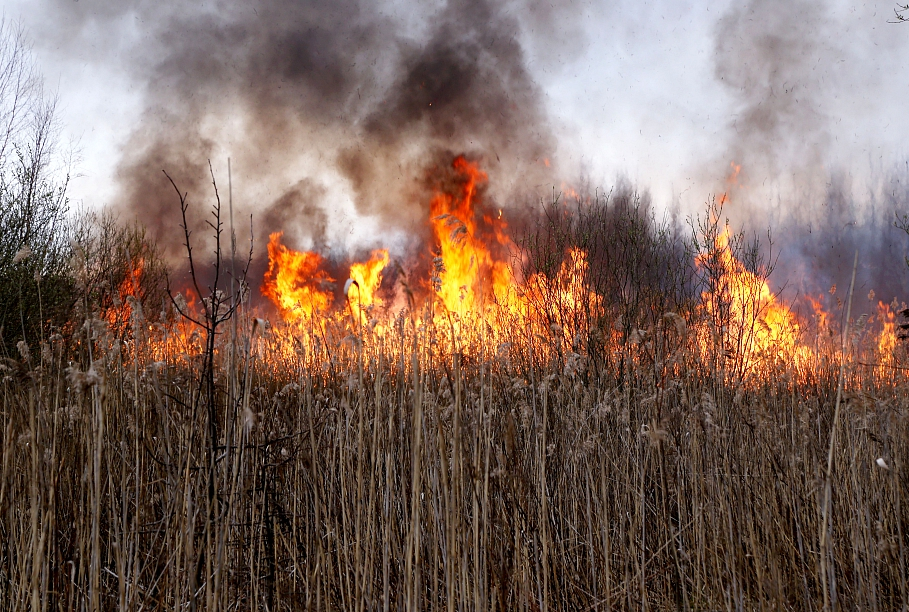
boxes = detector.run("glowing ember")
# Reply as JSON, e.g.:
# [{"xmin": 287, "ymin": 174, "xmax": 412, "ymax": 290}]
[{"xmin": 262, "ymin": 232, "xmax": 334, "ymax": 322}]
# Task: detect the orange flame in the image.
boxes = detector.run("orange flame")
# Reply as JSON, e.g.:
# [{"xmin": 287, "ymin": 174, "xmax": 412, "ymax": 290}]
[
  {"xmin": 697, "ymin": 225, "xmax": 802, "ymax": 370},
  {"xmin": 92, "ymin": 154, "xmax": 907, "ymax": 396},
  {"xmin": 105, "ymin": 257, "xmax": 145, "ymax": 335},
  {"xmin": 524, "ymin": 248, "xmax": 601, "ymax": 342},
  {"xmin": 806, "ymin": 295, "xmax": 828, "ymax": 329},
  {"xmin": 347, "ymin": 249, "xmax": 389, "ymax": 322},
  {"xmin": 247, "ymin": 156, "xmax": 903, "ymax": 389},
  {"xmin": 429, "ymin": 156, "xmax": 516, "ymax": 316},
  {"xmin": 878, "ymin": 301, "xmax": 897, "ymax": 371},
  {"xmin": 262, "ymin": 232, "xmax": 334, "ymax": 322},
  {"xmin": 727, "ymin": 162, "xmax": 742, "ymax": 187}
]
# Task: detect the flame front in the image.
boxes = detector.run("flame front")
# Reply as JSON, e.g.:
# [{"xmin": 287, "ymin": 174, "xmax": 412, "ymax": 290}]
[
  {"xmin": 262, "ymin": 232, "xmax": 334, "ymax": 322},
  {"xmin": 429, "ymin": 156, "xmax": 516, "ymax": 316},
  {"xmin": 236, "ymin": 158, "xmax": 903, "ymax": 388},
  {"xmin": 696, "ymin": 224, "xmax": 803, "ymax": 372},
  {"xmin": 348, "ymin": 249, "xmax": 389, "ymax": 323}
]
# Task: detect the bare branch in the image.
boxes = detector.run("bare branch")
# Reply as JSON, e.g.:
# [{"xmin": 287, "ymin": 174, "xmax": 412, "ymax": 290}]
[
  {"xmin": 163, "ymin": 170, "xmax": 207, "ymax": 327},
  {"xmin": 889, "ymin": 3, "xmax": 909, "ymax": 22}
]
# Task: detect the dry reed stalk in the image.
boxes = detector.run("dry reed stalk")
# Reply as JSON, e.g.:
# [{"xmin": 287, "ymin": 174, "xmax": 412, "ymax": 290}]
[{"xmin": 1, "ymin": 199, "xmax": 908, "ymax": 610}]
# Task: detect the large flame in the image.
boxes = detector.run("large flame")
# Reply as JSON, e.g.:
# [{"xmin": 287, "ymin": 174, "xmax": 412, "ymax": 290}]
[
  {"xmin": 696, "ymin": 224, "xmax": 803, "ymax": 370},
  {"xmin": 429, "ymin": 156, "xmax": 517, "ymax": 316},
  {"xmin": 347, "ymin": 249, "xmax": 389, "ymax": 323},
  {"xmin": 262, "ymin": 232, "xmax": 334, "ymax": 322}
]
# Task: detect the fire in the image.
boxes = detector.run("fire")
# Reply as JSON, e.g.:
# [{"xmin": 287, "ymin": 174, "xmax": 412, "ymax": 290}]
[
  {"xmin": 523, "ymin": 248, "xmax": 601, "ymax": 342},
  {"xmin": 262, "ymin": 232, "xmax": 334, "ymax": 322},
  {"xmin": 97, "ymin": 258, "xmax": 206, "ymax": 361},
  {"xmin": 243, "ymin": 158, "xmax": 901, "ymax": 387},
  {"xmin": 697, "ymin": 224, "xmax": 802, "ymax": 370},
  {"xmin": 105, "ymin": 257, "xmax": 145, "ymax": 335},
  {"xmin": 256, "ymin": 157, "xmax": 520, "ymax": 334},
  {"xmin": 92, "ymin": 155, "xmax": 906, "ymax": 394},
  {"xmin": 429, "ymin": 156, "xmax": 516, "ymax": 316},
  {"xmin": 807, "ymin": 295, "xmax": 829, "ymax": 329},
  {"xmin": 878, "ymin": 301, "xmax": 897, "ymax": 371},
  {"xmin": 727, "ymin": 161, "xmax": 742, "ymax": 186},
  {"xmin": 560, "ymin": 184, "xmax": 581, "ymax": 202},
  {"xmin": 347, "ymin": 249, "xmax": 389, "ymax": 323}
]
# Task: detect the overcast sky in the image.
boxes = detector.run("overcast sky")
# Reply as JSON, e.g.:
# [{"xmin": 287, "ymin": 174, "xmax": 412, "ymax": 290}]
[{"xmin": 3, "ymin": 0, "xmax": 909, "ymax": 255}]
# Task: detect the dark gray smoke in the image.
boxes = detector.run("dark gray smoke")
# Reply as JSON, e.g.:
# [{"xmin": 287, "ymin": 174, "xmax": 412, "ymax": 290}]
[{"xmin": 50, "ymin": 0, "xmax": 557, "ymax": 265}]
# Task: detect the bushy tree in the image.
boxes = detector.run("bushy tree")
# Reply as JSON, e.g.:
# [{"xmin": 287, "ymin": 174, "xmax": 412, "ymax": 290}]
[
  {"xmin": 0, "ymin": 20, "xmax": 171, "ymax": 357},
  {"xmin": 0, "ymin": 18, "xmax": 74, "ymax": 355},
  {"xmin": 71, "ymin": 210, "xmax": 169, "ymax": 339}
]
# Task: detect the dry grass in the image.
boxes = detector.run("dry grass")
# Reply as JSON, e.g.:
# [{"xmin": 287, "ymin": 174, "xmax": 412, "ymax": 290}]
[{"xmin": 1, "ymin": 195, "xmax": 908, "ymax": 610}]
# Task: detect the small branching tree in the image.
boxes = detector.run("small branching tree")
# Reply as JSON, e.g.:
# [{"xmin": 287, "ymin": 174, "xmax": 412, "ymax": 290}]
[{"xmin": 164, "ymin": 161, "xmax": 253, "ymax": 607}]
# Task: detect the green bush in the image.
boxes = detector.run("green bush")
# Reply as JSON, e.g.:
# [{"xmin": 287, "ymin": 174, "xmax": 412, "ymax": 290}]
[{"xmin": 0, "ymin": 150, "xmax": 73, "ymax": 356}]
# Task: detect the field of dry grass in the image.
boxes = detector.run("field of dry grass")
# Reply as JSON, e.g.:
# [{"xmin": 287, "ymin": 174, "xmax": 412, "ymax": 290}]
[{"xmin": 1, "ymin": 192, "xmax": 908, "ymax": 611}]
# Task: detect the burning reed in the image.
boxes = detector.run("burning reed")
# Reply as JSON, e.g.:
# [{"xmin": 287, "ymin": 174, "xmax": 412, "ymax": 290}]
[{"xmin": 0, "ymin": 159, "xmax": 908, "ymax": 610}]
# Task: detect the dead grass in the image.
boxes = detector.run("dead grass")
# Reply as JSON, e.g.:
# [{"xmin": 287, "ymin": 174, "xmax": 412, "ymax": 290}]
[{"xmin": 1, "ymin": 194, "xmax": 908, "ymax": 610}]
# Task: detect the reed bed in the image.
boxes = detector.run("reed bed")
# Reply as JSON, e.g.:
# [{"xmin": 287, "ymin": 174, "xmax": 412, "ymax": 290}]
[
  {"xmin": 0, "ymin": 289, "xmax": 906, "ymax": 611},
  {"xmin": 1, "ymin": 192, "xmax": 908, "ymax": 610}
]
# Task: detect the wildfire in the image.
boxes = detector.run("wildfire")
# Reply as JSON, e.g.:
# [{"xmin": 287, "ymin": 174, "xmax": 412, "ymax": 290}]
[
  {"xmin": 429, "ymin": 156, "xmax": 517, "ymax": 316},
  {"xmin": 105, "ymin": 257, "xmax": 145, "ymax": 335},
  {"xmin": 96, "ymin": 257, "xmax": 206, "ymax": 361},
  {"xmin": 104, "ymin": 154, "xmax": 897, "ymax": 388},
  {"xmin": 727, "ymin": 161, "xmax": 742, "ymax": 186},
  {"xmin": 878, "ymin": 301, "xmax": 897, "ymax": 373},
  {"xmin": 347, "ymin": 249, "xmax": 389, "ymax": 323},
  {"xmin": 696, "ymin": 224, "xmax": 803, "ymax": 371},
  {"xmin": 262, "ymin": 232, "xmax": 334, "ymax": 322},
  {"xmin": 523, "ymin": 248, "xmax": 601, "ymax": 343}
]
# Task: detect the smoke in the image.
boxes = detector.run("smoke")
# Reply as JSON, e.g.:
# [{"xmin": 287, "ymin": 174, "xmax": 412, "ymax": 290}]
[
  {"xmin": 23, "ymin": 0, "xmax": 909, "ymax": 309},
  {"xmin": 709, "ymin": 0, "xmax": 909, "ymax": 311},
  {"xmin": 711, "ymin": 0, "xmax": 835, "ymax": 202},
  {"xmin": 773, "ymin": 168, "xmax": 909, "ymax": 315},
  {"xmin": 338, "ymin": 0, "xmax": 554, "ymax": 220},
  {"xmin": 46, "ymin": 0, "xmax": 557, "ymax": 269}
]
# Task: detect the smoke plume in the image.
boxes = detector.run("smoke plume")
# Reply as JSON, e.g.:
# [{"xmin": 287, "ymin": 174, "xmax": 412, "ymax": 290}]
[
  {"xmin": 51, "ymin": 0, "xmax": 558, "ymax": 268},
  {"xmin": 710, "ymin": 0, "xmax": 909, "ymax": 312},
  {"xmin": 713, "ymin": 0, "xmax": 833, "ymax": 191}
]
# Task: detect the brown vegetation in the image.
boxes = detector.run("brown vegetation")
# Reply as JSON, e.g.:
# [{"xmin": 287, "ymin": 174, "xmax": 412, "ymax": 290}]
[{"xmin": 1, "ymin": 181, "xmax": 907, "ymax": 611}]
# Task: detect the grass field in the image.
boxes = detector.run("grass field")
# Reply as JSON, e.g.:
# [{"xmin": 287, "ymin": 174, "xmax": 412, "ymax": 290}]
[{"xmin": 1, "ymin": 172, "xmax": 908, "ymax": 610}]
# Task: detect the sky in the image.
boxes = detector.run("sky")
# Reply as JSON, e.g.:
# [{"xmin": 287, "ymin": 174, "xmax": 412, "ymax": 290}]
[
  {"xmin": 7, "ymin": 1, "xmax": 909, "ymax": 211},
  {"xmin": 3, "ymin": 0, "xmax": 909, "ymax": 299}
]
